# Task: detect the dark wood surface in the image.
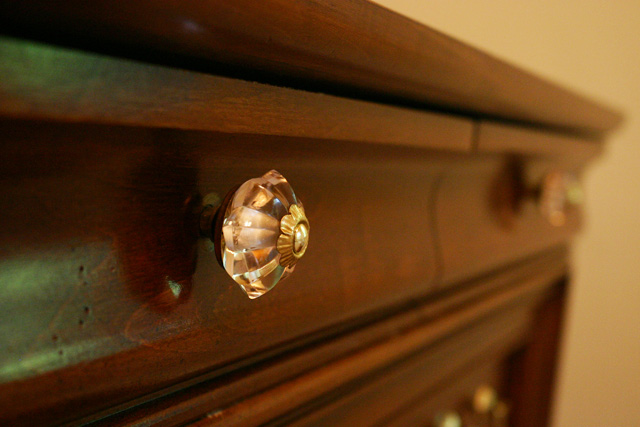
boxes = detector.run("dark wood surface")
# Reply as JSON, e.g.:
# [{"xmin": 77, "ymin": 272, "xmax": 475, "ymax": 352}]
[
  {"xmin": 0, "ymin": 0, "xmax": 621, "ymax": 136},
  {"xmin": 0, "ymin": 37, "xmax": 472, "ymax": 152},
  {"xmin": 507, "ymin": 280, "xmax": 567, "ymax": 427},
  {"xmin": 435, "ymin": 155, "xmax": 582, "ymax": 285},
  {"xmin": 187, "ymin": 257, "xmax": 563, "ymax": 427},
  {"xmin": 285, "ymin": 281, "xmax": 567, "ymax": 427}
]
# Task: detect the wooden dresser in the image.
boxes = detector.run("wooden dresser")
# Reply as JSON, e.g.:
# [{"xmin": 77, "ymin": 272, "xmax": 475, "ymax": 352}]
[{"xmin": 0, "ymin": 1, "xmax": 621, "ymax": 426}]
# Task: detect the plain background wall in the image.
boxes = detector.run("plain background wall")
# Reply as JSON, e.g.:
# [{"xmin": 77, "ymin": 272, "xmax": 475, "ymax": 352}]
[{"xmin": 372, "ymin": 1, "xmax": 640, "ymax": 426}]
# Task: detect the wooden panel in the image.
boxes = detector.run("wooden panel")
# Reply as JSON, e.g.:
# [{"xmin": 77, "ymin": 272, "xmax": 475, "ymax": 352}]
[
  {"xmin": 384, "ymin": 361, "xmax": 503, "ymax": 427},
  {"xmin": 0, "ymin": 1, "xmax": 622, "ymax": 135},
  {"xmin": 478, "ymin": 121, "xmax": 603, "ymax": 166},
  {"xmin": 180, "ymin": 255, "xmax": 563, "ymax": 427},
  {"xmin": 85, "ymin": 248, "xmax": 566, "ymax": 426},
  {"xmin": 0, "ymin": 120, "xmax": 444, "ymax": 425},
  {"xmin": 507, "ymin": 281, "xmax": 566, "ymax": 427},
  {"xmin": 394, "ymin": 286, "xmax": 568, "ymax": 427},
  {"xmin": 0, "ymin": 37, "xmax": 472, "ymax": 152},
  {"xmin": 435, "ymin": 155, "xmax": 581, "ymax": 285},
  {"xmin": 291, "ymin": 288, "xmax": 566, "ymax": 427},
  {"xmin": 282, "ymin": 306, "xmax": 528, "ymax": 427}
]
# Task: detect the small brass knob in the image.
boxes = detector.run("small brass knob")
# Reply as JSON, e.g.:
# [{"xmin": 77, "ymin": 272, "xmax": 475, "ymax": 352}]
[
  {"xmin": 433, "ymin": 411, "xmax": 462, "ymax": 427},
  {"xmin": 200, "ymin": 170, "xmax": 309, "ymax": 299},
  {"xmin": 538, "ymin": 170, "xmax": 582, "ymax": 227},
  {"xmin": 472, "ymin": 384, "xmax": 498, "ymax": 415}
]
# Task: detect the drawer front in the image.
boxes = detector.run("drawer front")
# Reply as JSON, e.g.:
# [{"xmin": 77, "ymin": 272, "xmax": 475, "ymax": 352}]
[
  {"xmin": 433, "ymin": 122, "xmax": 598, "ymax": 285},
  {"xmin": 0, "ymin": 120, "xmax": 441, "ymax": 424},
  {"xmin": 385, "ymin": 361, "xmax": 506, "ymax": 427},
  {"xmin": 435, "ymin": 155, "xmax": 581, "ymax": 285},
  {"xmin": 271, "ymin": 304, "xmax": 530, "ymax": 427}
]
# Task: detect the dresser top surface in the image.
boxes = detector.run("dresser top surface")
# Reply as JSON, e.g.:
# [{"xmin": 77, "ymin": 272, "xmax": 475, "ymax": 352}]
[{"xmin": 0, "ymin": 0, "xmax": 622, "ymax": 136}]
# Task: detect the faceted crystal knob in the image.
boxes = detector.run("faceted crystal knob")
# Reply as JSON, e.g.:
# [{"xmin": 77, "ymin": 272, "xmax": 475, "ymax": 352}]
[
  {"xmin": 538, "ymin": 171, "xmax": 582, "ymax": 227},
  {"xmin": 200, "ymin": 170, "xmax": 309, "ymax": 299}
]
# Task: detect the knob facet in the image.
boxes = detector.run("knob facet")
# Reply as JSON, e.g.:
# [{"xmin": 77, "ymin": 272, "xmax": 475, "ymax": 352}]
[{"xmin": 202, "ymin": 170, "xmax": 309, "ymax": 299}]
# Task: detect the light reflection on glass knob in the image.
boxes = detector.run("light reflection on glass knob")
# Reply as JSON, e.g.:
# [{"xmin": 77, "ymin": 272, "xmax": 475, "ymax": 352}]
[
  {"xmin": 200, "ymin": 170, "xmax": 309, "ymax": 299},
  {"xmin": 538, "ymin": 171, "xmax": 583, "ymax": 227}
]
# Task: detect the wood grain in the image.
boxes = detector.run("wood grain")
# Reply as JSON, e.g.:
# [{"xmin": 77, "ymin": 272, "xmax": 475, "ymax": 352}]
[
  {"xmin": 0, "ymin": 37, "xmax": 472, "ymax": 152},
  {"xmin": 0, "ymin": 0, "xmax": 622, "ymax": 135}
]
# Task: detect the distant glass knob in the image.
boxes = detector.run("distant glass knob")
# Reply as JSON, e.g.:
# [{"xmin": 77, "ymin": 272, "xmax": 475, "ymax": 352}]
[
  {"xmin": 200, "ymin": 170, "xmax": 309, "ymax": 299},
  {"xmin": 538, "ymin": 171, "xmax": 583, "ymax": 227},
  {"xmin": 433, "ymin": 411, "xmax": 462, "ymax": 427},
  {"xmin": 473, "ymin": 384, "xmax": 498, "ymax": 414}
]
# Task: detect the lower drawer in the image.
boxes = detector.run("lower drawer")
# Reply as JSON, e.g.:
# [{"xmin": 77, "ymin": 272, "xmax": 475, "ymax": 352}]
[
  {"xmin": 279, "ymin": 305, "xmax": 527, "ymax": 427},
  {"xmin": 386, "ymin": 360, "xmax": 506, "ymax": 427}
]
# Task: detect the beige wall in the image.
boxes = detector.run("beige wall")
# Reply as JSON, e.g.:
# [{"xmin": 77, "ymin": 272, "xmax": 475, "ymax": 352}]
[{"xmin": 372, "ymin": 1, "xmax": 640, "ymax": 425}]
